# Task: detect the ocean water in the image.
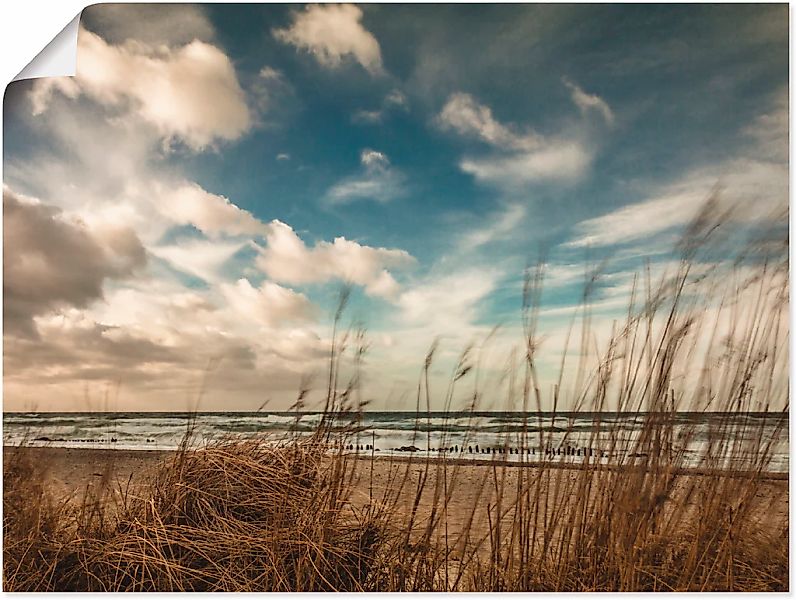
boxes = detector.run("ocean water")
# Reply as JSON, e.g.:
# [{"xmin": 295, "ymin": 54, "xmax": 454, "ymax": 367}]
[{"xmin": 2, "ymin": 411, "xmax": 789, "ymax": 473}]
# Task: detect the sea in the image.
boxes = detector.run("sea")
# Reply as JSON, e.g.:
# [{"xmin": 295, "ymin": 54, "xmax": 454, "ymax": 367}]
[{"xmin": 2, "ymin": 411, "xmax": 789, "ymax": 473}]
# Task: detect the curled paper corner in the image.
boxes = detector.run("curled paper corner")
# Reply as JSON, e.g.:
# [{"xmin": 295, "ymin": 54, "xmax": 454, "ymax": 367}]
[{"xmin": 13, "ymin": 12, "xmax": 81, "ymax": 82}]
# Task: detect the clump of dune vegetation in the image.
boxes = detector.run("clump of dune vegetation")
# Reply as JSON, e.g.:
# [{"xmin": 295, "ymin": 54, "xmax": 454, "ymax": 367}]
[{"xmin": 3, "ymin": 197, "xmax": 788, "ymax": 591}]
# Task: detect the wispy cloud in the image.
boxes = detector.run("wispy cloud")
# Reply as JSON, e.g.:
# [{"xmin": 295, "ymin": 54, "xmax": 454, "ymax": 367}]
[
  {"xmin": 438, "ymin": 92, "xmax": 540, "ymax": 151},
  {"xmin": 563, "ymin": 77, "xmax": 614, "ymax": 124},
  {"xmin": 150, "ymin": 238, "xmax": 246, "ymax": 283},
  {"xmin": 565, "ymin": 92, "xmax": 788, "ymax": 249},
  {"xmin": 564, "ymin": 191, "xmax": 700, "ymax": 249},
  {"xmin": 326, "ymin": 149, "xmax": 408, "ymax": 204},
  {"xmin": 352, "ymin": 89, "xmax": 408, "ymax": 124},
  {"xmin": 249, "ymin": 66, "xmax": 295, "ymax": 119},
  {"xmin": 459, "ymin": 142, "xmax": 592, "ymax": 186},
  {"xmin": 437, "ymin": 81, "xmax": 612, "ymax": 189},
  {"xmin": 458, "ymin": 203, "xmax": 526, "ymax": 250}
]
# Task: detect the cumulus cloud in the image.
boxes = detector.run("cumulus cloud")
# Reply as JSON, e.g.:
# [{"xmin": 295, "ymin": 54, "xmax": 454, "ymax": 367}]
[
  {"xmin": 326, "ymin": 149, "xmax": 407, "ymax": 204},
  {"xmin": 6, "ymin": 310, "xmax": 180, "ymax": 382},
  {"xmin": 3, "ymin": 269, "xmax": 332, "ymax": 411},
  {"xmin": 93, "ymin": 282, "xmax": 321, "ymax": 355},
  {"xmin": 273, "ymin": 4, "xmax": 384, "ymax": 75},
  {"xmin": 4, "ymin": 186, "xmax": 146, "ymax": 337},
  {"xmin": 220, "ymin": 278, "xmax": 316, "ymax": 327},
  {"xmin": 154, "ymin": 182, "xmax": 269, "ymax": 238},
  {"xmin": 3, "ymin": 306, "xmax": 315, "ymax": 411},
  {"xmin": 437, "ymin": 91, "xmax": 600, "ymax": 187},
  {"xmin": 31, "ymin": 27, "xmax": 252, "ymax": 151},
  {"xmin": 256, "ymin": 220, "xmax": 415, "ymax": 299}
]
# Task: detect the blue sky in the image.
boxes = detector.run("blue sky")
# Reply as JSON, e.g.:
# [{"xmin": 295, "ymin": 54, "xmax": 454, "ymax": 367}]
[{"xmin": 3, "ymin": 4, "xmax": 788, "ymax": 411}]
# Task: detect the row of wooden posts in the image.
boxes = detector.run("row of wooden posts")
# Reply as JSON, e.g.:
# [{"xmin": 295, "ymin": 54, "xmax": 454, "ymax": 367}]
[
  {"xmin": 342, "ymin": 443, "xmax": 608, "ymax": 458},
  {"xmin": 428, "ymin": 444, "xmax": 607, "ymax": 457}
]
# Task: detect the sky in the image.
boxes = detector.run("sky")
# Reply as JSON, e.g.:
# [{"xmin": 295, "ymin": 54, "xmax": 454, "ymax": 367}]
[{"xmin": 2, "ymin": 3, "xmax": 789, "ymax": 412}]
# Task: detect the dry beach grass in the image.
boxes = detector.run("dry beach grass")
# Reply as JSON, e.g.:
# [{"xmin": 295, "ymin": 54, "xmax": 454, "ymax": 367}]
[
  {"xmin": 3, "ymin": 198, "xmax": 789, "ymax": 591},
  {"xmin": 3, "ymin": 434, "xmax": 788, "ymax": 591}
]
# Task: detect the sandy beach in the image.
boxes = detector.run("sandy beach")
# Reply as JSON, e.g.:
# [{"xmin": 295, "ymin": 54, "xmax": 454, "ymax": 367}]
[{"xmin": 5, "ymin": 445, "xmax": 787, "ymax": 550}]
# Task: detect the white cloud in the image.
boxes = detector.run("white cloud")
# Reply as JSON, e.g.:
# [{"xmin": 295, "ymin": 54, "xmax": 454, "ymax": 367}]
[
  {"xmin": 326, "ymin": 148, "xmax": 407, "ymax": 204},
  {"xmin": 565, "ymin": 191, "xmax": 700, "ymax": 249},
  {"xmin": 220, "ymin": 278, "xmax": 316, "ymax": 327},
  {"xmin": 437, "ymin": 92, "xmax": 598, "ymax": 187},
  {"xmin": 256, "ymin": 220, "xmax": 415, "ymax": 299},
  {"xmin": 460, "ymin": 142, "xmax": 592, "ymax": 185},
  {"xmin": 563, "ymin": 78, "xmax": 614, "ymax": 124},
  {"xmin": 397, "ymin": 269, "xmax": 497, "ymax": 328},
  {"xmin": 31, "ymin": 27, "xmax": 251, "ymax": 151},
  {"xmin": 438, "ymin": 92, "xmax": 539, "ymax": 151},
  {"xmin": 90, "ymin": 279, "xmax": 324, "ymax": 359},
  {"xmin": 151, "ymin": 238, "xmax": 245, "ymax": 283},
  {"xmin": 273, "ymin": 4, "xmax": 384, "ymax": 75},
  {"xmin": 95, "ymin": 285, "xmax": 220, "ymax": 340},
  {"xmin": 566, "ymin": 162, "xmax": 787, "ymax": 250},
  {"xmin": 361, "ymin": 149, "xmax": 388, "ymax": 168},
  {"xmin": 154, "ymin": 182, "xmax": 269, "ymax": 238}
]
